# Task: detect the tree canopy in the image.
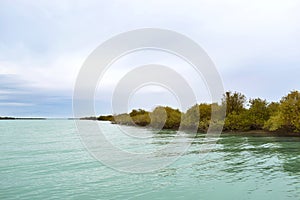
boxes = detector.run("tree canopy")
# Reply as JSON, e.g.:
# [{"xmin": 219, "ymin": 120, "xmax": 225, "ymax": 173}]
[{"xmin": 95, "ymin": 90, "xmax": 300, "ymax": 135}]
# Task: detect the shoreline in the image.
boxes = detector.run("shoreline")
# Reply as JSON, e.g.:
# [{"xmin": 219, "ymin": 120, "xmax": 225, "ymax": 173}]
[
  {"xmin": 103, "ymin": 120, "xmax": 300, "ymax": 137},
  {"xmin": 2, "ymin": 117, "xmax": 299, "ymax": 137},
  {"xmin": 217, "ymin": 130, "xmax": 300, "ymax": 137}
]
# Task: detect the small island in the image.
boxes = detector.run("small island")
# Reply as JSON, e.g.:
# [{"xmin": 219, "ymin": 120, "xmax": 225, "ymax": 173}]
[{"xmin": 84, "ymin": 90, "xmax": 300, "ymax": 137}]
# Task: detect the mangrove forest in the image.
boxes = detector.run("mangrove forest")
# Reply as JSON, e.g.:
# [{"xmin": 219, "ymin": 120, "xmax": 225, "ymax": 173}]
[{"xmin": 87, "ymin": 90, "xmax": 300, "ymax": 135}]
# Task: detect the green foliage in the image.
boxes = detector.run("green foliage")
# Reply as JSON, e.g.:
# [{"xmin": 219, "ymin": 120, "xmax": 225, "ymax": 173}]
[
  {"xmin": 223, "ymin": 91, "xmax": 246, "ymax": 116},
  {"xmin": 264, "ymin": 91, "xmax": 300, "ymax": 132},
  {"xmin": 222, "ymin": 91, "xmax": 249, "ymax": 131},
  {"xmin": 111, "ymin": 109, "xmax": 151, "ymax": 126},
  {"xmin": 181, "ymin": 103, "xmax": 224, "ymax": 132},
  {"xmin": 80, "ymin": 116, "xmax": 98, "ymax": 120},
  {"xmin": 129, "ymin": 109, "xmax": 151, "ymax": 126},
  {"xmin": 151, "ymin": 106, "xmax": 181, "ymax": 129},
  {"xmin": 280, "ymin": 91, "xmax": 300, "ymax": 132},
  {"xmin": 264, "ymin": 115, "xmax": 283, "ymax": 131},
  {"xmin": 105, "ymin": 107, "xmax": 181, "ymax": 129},
  {"xmin": 98, "ymin": 115, "xmax": 113, "ymax": 121},
  {"xmin": 181, "ymin": 104, "xmax": 200, "ymax": 130},
  {"xmin": 247, "ymin": 98, "xmax": 270, "ymax": 130},
  {"xmin": 132, "ymin": 113, "xmax": 150, "ymax": 126},
  {"xmin": 95, "ymin": 90, "xmax": 300, "ymax": 134},
  {"xmin": 224, "ymin": 111, "xmax": 251, "ymax": 131},
  {"xmin": 113, "ymin": 113, "xmax": 133, "ymax": 125},
  {"xmin": 129, "ymin": 109, "xmax": 147, "ymax": 117},
  {"xmin": 196, "ymin": 103, "xmax": 211, "ymax": 131},
  {"xmin": 267, "ymin": 102, "xmax": 280, "ymax": 115}
]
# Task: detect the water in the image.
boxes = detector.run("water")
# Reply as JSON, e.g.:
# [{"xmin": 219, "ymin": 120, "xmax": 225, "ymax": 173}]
[{"xmin": 1, "ymin": 120, "xmax": 299, "ymax": 200}]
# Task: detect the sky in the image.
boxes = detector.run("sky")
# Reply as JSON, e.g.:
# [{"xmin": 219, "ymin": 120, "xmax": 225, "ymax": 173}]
[{"xmin": 0, "ymin": 0, "xmax": 300, "ymax": 117}]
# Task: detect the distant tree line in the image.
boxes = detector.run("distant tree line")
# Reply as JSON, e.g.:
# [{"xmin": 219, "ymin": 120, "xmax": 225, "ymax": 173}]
[
  {"xmin": 90, "ymin": 91, "xmax": 300, "ymax": 134},
  {"xmin": 0, "ymin": 117, "xmax": 46, "ymax": 120},
  {"xmin": 0, "ymin": 117, "xmax": 16, "ymax": 120}
]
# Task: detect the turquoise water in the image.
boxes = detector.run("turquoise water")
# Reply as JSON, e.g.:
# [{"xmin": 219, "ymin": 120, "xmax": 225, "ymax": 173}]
[{"xmin": 1, "ymin": 120, "xmax": 299, "ymax": 200}]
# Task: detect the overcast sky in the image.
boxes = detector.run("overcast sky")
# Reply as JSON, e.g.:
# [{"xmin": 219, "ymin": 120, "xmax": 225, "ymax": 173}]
[{"xmin": 1, "ymin": 0, "xmax": 300, "ymax": 117}]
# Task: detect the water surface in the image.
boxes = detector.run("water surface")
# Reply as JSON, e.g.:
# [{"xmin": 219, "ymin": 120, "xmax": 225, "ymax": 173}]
[{"xmin": 1, "ymin": 120, "xmax": 299, "ymax": 199}]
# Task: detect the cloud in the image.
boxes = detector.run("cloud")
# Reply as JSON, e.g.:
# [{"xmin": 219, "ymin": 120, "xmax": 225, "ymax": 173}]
[
  {"xmin": 0, "ymin": 0, "xmax": 299, "ymax": 116},
  {"xmin": 0, "ymin": 74, "xmax": 72, "ymax": 117}
]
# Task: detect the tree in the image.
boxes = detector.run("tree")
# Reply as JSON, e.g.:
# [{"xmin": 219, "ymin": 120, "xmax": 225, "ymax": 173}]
[
  {"xmin": 267, "ymin": 102, "xmax": 280, "ymax": 116},
  {"xmin": 222, "ymin": 91, "xmax": 249, "ymax": 131},
  {"xmin": 105, "ymin": 90, "xmax": 300, "ymax": 134},
  {"xmin": 98, "ymin": 115, "xmax": 113, "ymax": 121},
  {"xmin": 224, "ymin": 111, "xmax": 251, "ymax": 131},
  {"xmin": 182, "ymin": 103, "xmax": 224, "ymax": 132},
  {"xmin": 181, "ymin": 103, "xmax": 212, "ymax": 132},
  {"xmin": 151, "ymin": 106, "xmax": 181, "ymax": 129},
  {"xmin": 223, "ymin": 91, "xmax": 246, "ymax": 116},
  {"xmin": 113, "ymin": 113, "xmax": 133, "ymax": 125},
  {"xmin": 129, "ymin": 109, "xmax": 147, "ymax": 117},
  {"xmin": 248, "ymin": 98, "xmax": 270, "ymax": 129},
  {"xmin": 264, "ymin": 91, "xmax": 300, "ymax": 132},
  {"xmin": 129, "ymin": 109, "xmax": 150, "ymax": 126},
  {"xmin": 181, "ymin": 104, "xmax": 200, "ymax": 130},
  {"xmin": 278, "ymin": 91, "xmax": 300, "ymax": 132}
]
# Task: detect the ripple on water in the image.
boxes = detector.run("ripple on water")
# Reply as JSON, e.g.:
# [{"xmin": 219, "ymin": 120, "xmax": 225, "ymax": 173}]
[{"xmin": 0, "ymin": 121, "xmax": 300, "ymax": 199}]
